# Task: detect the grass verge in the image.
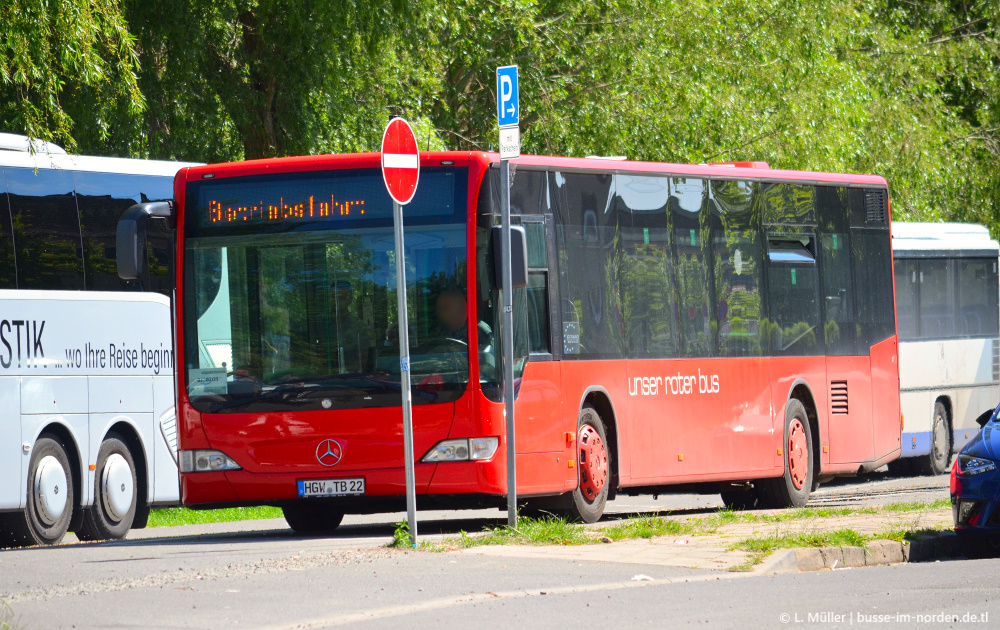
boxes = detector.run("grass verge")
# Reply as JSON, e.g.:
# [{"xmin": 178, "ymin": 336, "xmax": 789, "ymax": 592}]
[
  {"xmin": 441, "ymin": 499, "xmax": 952, "ymax": 553},
  {"xmin": 147, "ymin": 506, "xmax": 283, "ymax": 528},
  {"xmin": 730, "ymin": 528, "xmax": 869, "ymax": 554},
  {"xmin": 456, "ymin": 516, "xmax": 592, "ymax": 548}
]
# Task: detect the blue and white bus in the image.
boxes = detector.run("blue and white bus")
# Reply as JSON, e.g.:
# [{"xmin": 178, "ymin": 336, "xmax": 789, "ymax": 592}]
[{"xmin": 893, "ymin": 222, "xmax": 1000, "ymax": 475}]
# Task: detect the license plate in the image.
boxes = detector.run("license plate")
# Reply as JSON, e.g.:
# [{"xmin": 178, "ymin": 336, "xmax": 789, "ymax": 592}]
[{"xmin": 297, "ymin": 478, "xmax": 365, "ymax": 498}]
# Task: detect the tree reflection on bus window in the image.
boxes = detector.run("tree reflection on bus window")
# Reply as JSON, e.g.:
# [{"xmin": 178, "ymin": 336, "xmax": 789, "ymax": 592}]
[
  {"xmin": 618, "ymin": 174, "xmax": 679, "ymax": 359},
  {"xmin": 5, "ymin": 167, "xmax": 84, "ymax": 290},
  {"xmin": 669, "ymin": 177, "xmax": 712, "ymax": 357},
  {"xmin": 710, "ymin": 179, "xmax": 762, "ymax": 358}
]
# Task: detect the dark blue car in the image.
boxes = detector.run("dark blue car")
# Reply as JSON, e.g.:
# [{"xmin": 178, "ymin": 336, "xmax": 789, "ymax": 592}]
[{"xmin": 950, "ymin": 404, "xmax": 1000, "ymax": 555}]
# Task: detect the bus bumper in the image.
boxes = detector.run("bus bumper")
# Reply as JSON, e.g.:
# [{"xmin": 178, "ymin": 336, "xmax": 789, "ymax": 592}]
[{"xmin": 180, "ymin": 459, "xmax": 507, "ymax": 509}]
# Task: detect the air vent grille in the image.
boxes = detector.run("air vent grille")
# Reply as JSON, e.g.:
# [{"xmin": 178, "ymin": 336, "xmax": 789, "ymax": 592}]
[
  {"xmin": 864, "ymin": 189, "xmax": 888, "ymax": 226},
  {"xmin": 830, "ymin": 380, "xmax": 849, "ymax": 415}
]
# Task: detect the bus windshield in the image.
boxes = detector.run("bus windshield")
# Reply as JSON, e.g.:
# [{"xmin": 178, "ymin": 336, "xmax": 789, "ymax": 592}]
[{"xmin": 182, "ymin": 167, "xmax": 470, "ymax": 413}]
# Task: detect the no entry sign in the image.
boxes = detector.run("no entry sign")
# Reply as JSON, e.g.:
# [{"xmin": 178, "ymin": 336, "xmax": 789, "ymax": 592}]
[
  {"xmin": 382, "ymin": 115, "xmax": 420, "ymax": 546},
  {"xmin": 381, "ymin": 118, "xmax": 420, "ymax": 205}
]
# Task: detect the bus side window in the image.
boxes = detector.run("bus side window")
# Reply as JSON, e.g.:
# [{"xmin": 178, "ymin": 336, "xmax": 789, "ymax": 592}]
[
  {"xmin": 816, "ymin": 185, "xmax": 857, "ymax": 355},
  {"xmin": 763, "ymin": 180, "xmax": 821, "ymax": 357},
  {"xmin": 76, "ymin": 171, "xmax": 140, "ymax": 292},
  {"xmin": 670, "ymin": 177, "xmax": 713, "ymax": 358},
  {"xmin": 551, "ymin": 171, "xmax": 623, "ymax": 360},
  {"xmin": 5, "ymin": 166, "xmax": 85, "ymax": 290},
  {"xmin": 618, "ymin": 174, "xmax": 679, "ymax": 359},
  {"xmin": 851, "ymin": 229, "xmax": 896, "ymax": 348},
  {"xmin": 139, "ymin": 174, "xmax": 176, "ymax": 297},
  {"xmin": 766, "ymin": 236, "xmax": 822, "ymax": 356},
  {"xmin": 957, "ymin": 258, "xmax": 998, "ymax": 337},
  {"xmin": 893, "ymin": 258, "xmax": 919, "ymax": 341},
  {"xmin": 849, "ymin": 188, "xmax": 895, "ymax": 350},
  {"xmin": 76, "ymin": 171, "xmax": 173, "ymax": 295},
  {"xmin": 710, "ymin": 179, "xmax": 762, "ymax": 358},
  {"xmin": 0, "ymin": 170, "xmax": 16, "ymax": 288}
]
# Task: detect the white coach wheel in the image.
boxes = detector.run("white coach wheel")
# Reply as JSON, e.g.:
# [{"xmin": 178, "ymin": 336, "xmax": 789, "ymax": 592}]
[
  {"xmin": 0, "ymin": 436, "xmax": 79, "ymax": 547},
  {"xmin": 76, "ymin": 434, "xmax": 139, "ymax": 542},
  {"xmin": 101, "ymin": 453, "xmax": 135, "ymax": 522},
  {"xmin": 34, "ymin": 455, "xmax": 70, "ymax": 525}
]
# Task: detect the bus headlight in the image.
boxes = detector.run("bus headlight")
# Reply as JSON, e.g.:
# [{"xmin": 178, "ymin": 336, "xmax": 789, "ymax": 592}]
[
  {"xmin": 179, "ymin": 449, "xmax": 242, "ymax": 473},
  {"xmin": 421, "ymin": 437, "xmax": 499, "ymax": 463}
]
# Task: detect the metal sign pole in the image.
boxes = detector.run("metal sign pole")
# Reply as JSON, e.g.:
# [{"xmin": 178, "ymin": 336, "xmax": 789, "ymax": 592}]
[
  {"xmin": 393, "ymin": 198, "xmax": 418, "ymax": 546},
  {"xmin": 500, "ymin": 159, "xmax": 517, "ymax": 527}
]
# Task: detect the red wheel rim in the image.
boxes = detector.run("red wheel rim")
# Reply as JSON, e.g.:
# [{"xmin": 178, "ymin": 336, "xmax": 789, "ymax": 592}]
[
  {"xmin": 787, "ymin": 418, "xmax": 809, "ymax": 490},
  {"xmin": 579, "ymin": 425, "xmax": 608, "ymax": 501}
]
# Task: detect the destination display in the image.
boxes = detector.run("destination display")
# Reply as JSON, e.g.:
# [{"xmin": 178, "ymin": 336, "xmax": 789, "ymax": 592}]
[{"xmin": 190, "ymin": 169, "xmax": 458, "ymax": 232}]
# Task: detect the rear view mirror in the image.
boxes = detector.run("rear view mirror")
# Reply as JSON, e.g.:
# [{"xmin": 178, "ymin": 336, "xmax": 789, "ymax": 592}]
[
  {"xmin": 117, "ymin": 201, "xmax": 173, "ymax": 281},
  {"xmin": 491, "ymin": 225, "xmax": 528, "ymax": 290},
  {"xmin": 975, "ymin": 407, "xmax": 996, "ymax": 428}
]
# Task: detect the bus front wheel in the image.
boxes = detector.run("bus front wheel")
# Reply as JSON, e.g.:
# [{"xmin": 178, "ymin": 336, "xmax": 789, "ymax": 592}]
[
  {"xmin": 758, "ymin": 399, "xmax": 814, "ymax": 509},
  {"xmin": 283, "ymin": 504, "xmax": 344, "ymax": 534},
  {"xmin": 76, "ymin": 434, "xmax": 138, "ymax": 541},
  {"xmin": 568, "ymin": 404, "xmax": 610, "ymax": 523}
]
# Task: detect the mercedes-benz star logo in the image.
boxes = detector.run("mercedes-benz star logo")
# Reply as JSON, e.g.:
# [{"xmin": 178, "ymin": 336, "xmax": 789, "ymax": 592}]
[{"xmin": 316, "ymin": 439, "xmax": 343, "ymax": 467}]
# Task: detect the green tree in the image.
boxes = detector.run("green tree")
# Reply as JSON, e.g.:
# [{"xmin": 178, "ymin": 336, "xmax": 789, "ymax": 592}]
[{"xmin": 0, "ymin": 0, "xmax": 143, "ymax": 151}]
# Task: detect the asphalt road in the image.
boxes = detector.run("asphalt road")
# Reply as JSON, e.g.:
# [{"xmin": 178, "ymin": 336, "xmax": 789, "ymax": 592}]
[{"xmin": 0, "ymin": 470, "xmax": 961, "ymax": 629}]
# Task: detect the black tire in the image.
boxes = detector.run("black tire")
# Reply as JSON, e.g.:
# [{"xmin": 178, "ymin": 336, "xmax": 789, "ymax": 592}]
[
  {"xmin": 887, "ymin": 457, "xmax": 914, "ymax": 477},
  {"xmin": 917, "ymin": 401, "xmax": 951, "ymax": 476},
  {"xmin": 720, "ymin": 487, "xmax": 763, "ymax": 510},
  {"xmin": 131, "ymin": 501, "xmax": 151, "ymax": 530},
  {"xmin": 76, "ymin": 435, "xmax": 138, "ymax": 541},
  {"xmin": 282, "ymin": 504, "xmax": 345, "ymax": 534},
  {"xmin": 758, "ymin": 399, "xmax": 814, "ymax": 509},
  {"xmin": 0, "ymin": 437, "xmax": 75, "ymax": 547},
  {"xmin": 567, "ymin": 404, "xmax": 611, "ymax": 523}
]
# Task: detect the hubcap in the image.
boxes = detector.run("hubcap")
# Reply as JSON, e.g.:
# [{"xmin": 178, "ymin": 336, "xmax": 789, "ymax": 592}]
[
  {"xmin": 34, "ymin": 455, "xmax": 68, "ymax": 525},
  {"xmin": 787, "ymin": 418, "xmax": 809, "ymax": 491},
  {"xmin": 101, "ymin": 453, "xmax": 134, "ymax": 522},
  {"xmin": 578, "ymin": 425, "xmax": 608, "ymax": 501}
]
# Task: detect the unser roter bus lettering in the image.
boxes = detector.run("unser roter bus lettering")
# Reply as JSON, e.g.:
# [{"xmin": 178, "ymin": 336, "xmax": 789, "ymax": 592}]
[{"xmin": 628, "ymin": 369, "xmax": 721, "ymax": 397}]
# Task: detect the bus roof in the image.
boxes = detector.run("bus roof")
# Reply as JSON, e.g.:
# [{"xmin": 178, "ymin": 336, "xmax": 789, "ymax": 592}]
[
  {"xmin": 183, "ymin": 151, "xmax": 889, "ymax": 188},
  {"xmin": 892, "ymin": 222, "xmax": 999, "ymax": 254},
  {"xmin": 508, "ymin": 154, "xmax": 889, "ymax": 187},
  {"xmin": 0, "ymin": 136, "xmax": 199, "ymax": 177}
]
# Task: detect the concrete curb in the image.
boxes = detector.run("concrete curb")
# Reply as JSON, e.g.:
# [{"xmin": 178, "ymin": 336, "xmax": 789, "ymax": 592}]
[{"xmin": 755, "ymin": 532, "xmax": 962, "ymax": 574}]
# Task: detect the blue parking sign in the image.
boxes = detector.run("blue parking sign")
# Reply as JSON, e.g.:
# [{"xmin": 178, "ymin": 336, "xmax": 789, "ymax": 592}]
[{"xmin": 496, "ymin": 65, "xmax": 519, "ymax": 127}]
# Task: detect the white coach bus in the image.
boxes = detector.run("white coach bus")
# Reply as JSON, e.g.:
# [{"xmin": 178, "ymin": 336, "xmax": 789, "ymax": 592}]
[
  {"xmin": 893, "ymin": 222, "xmax": 1000, "ymax": 475},
  {"xmin": 0, "ymin": 134, "xmax": 196, "ymax": 545}
]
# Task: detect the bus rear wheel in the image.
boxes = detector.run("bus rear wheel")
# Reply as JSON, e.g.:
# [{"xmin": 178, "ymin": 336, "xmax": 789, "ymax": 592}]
[
  {"xmin": 918, "ymin": 402, "xmax": 951, "ymax": 476},
  {"xmin": 758, "ymin": 399, "xmax": 814, "ymax": 509},
  {"xmin": 283, "ymin": 504, "xmax": 345, "ymax": 534},
  {"xmin": 567, "ymin": 404, "xmax": 610, "ymax": 523},
  {"xmin": 0, "ymin": 436, "xmax": 75, "ymax": 547},
  {"xmin": 76, "ymin": 434, "xmax": 138, "ymax": 541}
]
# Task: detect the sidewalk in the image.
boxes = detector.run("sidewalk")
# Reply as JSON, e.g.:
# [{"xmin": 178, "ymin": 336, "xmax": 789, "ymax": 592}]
[{"xmin": 459, "ymin": 507, "xmax": 955, "ymax": 572}]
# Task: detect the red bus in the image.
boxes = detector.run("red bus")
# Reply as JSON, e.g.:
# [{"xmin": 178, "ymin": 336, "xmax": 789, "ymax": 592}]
[{"xmin": 118, "ymin": 152, "xmax": 901, "ymax": 530}]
